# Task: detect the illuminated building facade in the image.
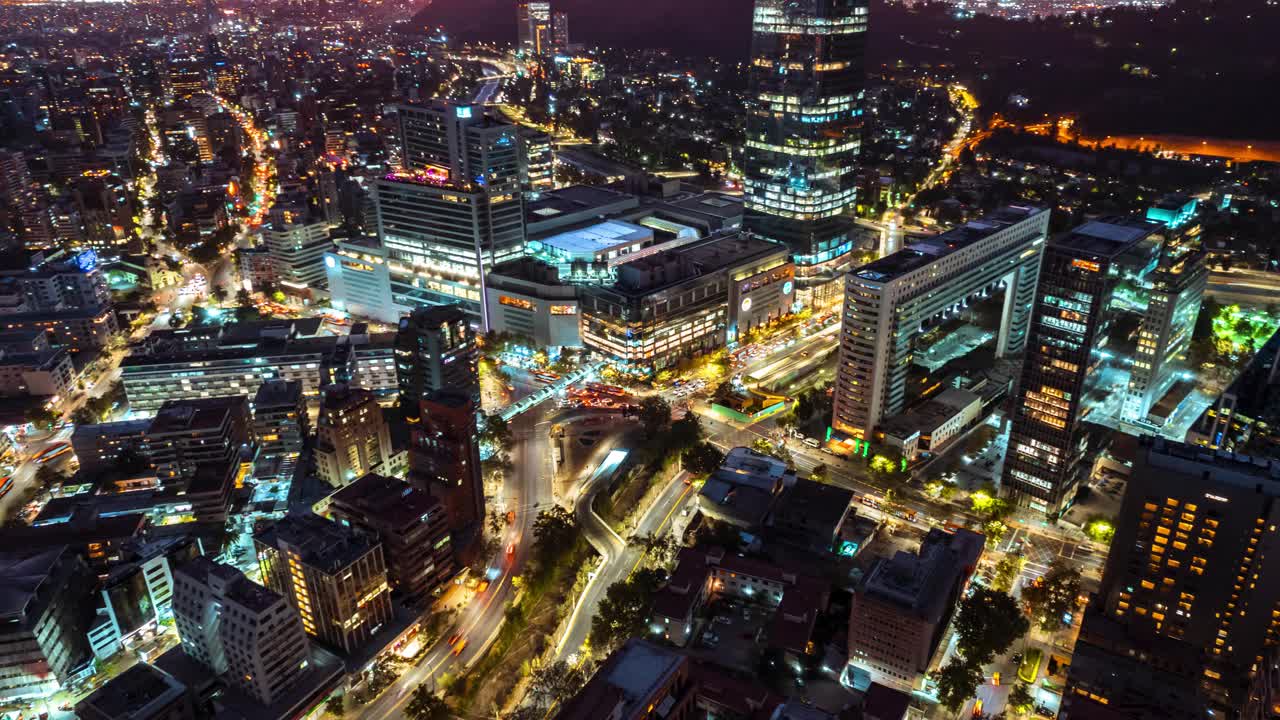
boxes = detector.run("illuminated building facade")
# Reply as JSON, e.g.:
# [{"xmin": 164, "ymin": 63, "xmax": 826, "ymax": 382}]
[
  {"xmin": 252, "ymin": 379, "xmax": 308, "ymax": 478},
  {"xmin": 1082, "ymin": 437, "xmax": 1280, "ymax": 711},
  {"xmin": 324, "ymin": 239, "xmax": 406, "ymax": 325},
  {"xmin": 394, "ymin": 304, "xmax": 478, "ymax": 418},
  {"xmin": 485, "ymin": 258, "xmax": 581, "ymax": 348},
  {"xmin": 831, "ymin": 206, "xmax": 1049, "ymax": 440},
  {"xmin": 579, "ymin": 232, "xmax": 793, "ymax": 371},
  {"xmin": 1002, "ymin": 217, "xmax": 1162, "ymax": 516},
  {"xmin": 742, "ymin": 0, "xmax": 868, "ymax": 306},
  {"xmin": 254, "ymin": 513, "xmax": 393, "ymax": 657},
  {"xmin": 0, "ymin": 546, "xmax": 93, "ymax": 703},
  {"xmin": 314, "ymin": 384, "xmax": 393, "ymax": 488},
  {"xmin": 262, "ymin": 199, "xmax": 332, "ymax": 294},
  {"xmin": 410, "ymin": 390, "xmax": 484, "ymax": 536},
  {"xmin": 517, "ymin": 1, "xmax": 554, "ymax": 57},
  {"xmin": 377, "ymin": 102, "xmax": 524, "ymax": 326},
  {"xmin": 172, "ymin": 557, "xmax": 308, "ymax": 706}
]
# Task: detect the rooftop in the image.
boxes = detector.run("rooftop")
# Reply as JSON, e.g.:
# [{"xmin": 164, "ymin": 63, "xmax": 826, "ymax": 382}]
[
  {"xmin": 150, "ymin": 396, "xmax": 246, "ymax": 435},
  {"xmin": 862, "ymin": 528, "xmax": 984, "ymax": 624},
  {"xmin": 76, "ymin": 662, "xmax": 188, "ymax": 719},
  {"xmin": 1142, "ymin": 436, "xmax": 1280, "ymax": 487},
  {"xmin": 526, "ymin": 184, "xmax": 637, "ymax": 223},
  {"xmin": 1050, "ymin": 215, "xmax": 1162, "ymax": 258},
  {"xmin": 326, "ymin": 473, "xmax": 444, "ymax": 532},
  {"xmin": 254, "ymin": 378, "xmax": 304, "ymax": 409},
  {"xmin": 855, "ymin": 205, "xmax": 1046, "ymax": 283},
  {"xmin": 255, "ymin": 512, "xmax": 377, "ymax": 574},
  {"xmin": 610, "ymin": 231, "xmax": 787, "ymax": 295},
  {"xmin": 176, "ymin": 556, "xmax": 286, "ymax": 614},
  {"xmin": 0, "ymin": 545, "xmax": 67, "ymax": 621},
  {"xmin": 555, "ymin": 639, "xmax": 687, "ymax": 720},
  {"xmin": 535, "ymin": 220, "xmax": 652, "ymax": 257}
]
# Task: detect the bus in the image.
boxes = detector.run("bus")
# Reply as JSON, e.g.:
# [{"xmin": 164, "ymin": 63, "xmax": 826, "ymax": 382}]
[
  {"xmin": 33, "ymin": 442, "xmax": 69, "ymax": 463},
  {"xmin": 0, "ymin": 476, "xmax": 12, "ymax": 499}
]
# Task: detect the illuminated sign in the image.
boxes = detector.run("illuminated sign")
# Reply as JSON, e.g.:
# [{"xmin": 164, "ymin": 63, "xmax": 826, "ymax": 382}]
[
  {"xmin": 782, "ymin": 280, "xmax": 794, "ymax": 295},
  {"xmin": 74, "ymin": 250, "xmax": 98, "ymax": 272},
  {"xmin": 740, "ymin": 297, "xmax": 753, "ymax": 313},
  {"xmin": 499, "ymin": 295, "xmax": 535, "ymax": 311},
  {"xmin": 549, "ymin": 305, "xmax": 576, "ymax": 316},
  {"xmin": 1205, "ymin": 493, "xmax": 1229, "ymax": 503},
  {"xmin": 456, "ymin": 106, "xmax": 473, "ymax": 119},
  {"xmin": 838, "ymin": 541, "xmax": 858, "ymax": 557},
  {"xmin": 325, "ymin": 256, "xmax": 336, "ymax": 269},
  {"xmin": 1071, "ymin": 259, "xmax": 1101, "ymax": 273}
]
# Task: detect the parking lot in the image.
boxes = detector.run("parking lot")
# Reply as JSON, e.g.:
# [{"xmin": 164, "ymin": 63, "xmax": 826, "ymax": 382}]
[{"xmin": 687, "ymin": 597, "xmax": 773, "ymax": 672}]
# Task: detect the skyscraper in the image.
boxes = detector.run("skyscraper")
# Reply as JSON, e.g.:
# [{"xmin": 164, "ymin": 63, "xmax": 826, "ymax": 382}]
[
  {"xmin": 377, "ymin": 101, "xmax": 525, "ymax": 326},
  {"xmin": 410, "ymin": 390, "xmax": 483, "ymax": 538},
  {"xmin": 517, "ymin": 1, "xmax": 554, "ymax": 57},
  {"xmin": 394, "ymin": 304, "xmax": 478, "ymax": 419},
  {"xmin": 742, "ymin": 0, "xmax": 869, "ymax": 307},
  {"xmin": 1002, "ymin": 217, "xmax": 1162, "ymax": 517}
]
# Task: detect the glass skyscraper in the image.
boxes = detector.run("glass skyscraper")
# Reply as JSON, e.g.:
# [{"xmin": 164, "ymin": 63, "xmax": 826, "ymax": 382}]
[{"xmin": 743, "ymin": 0, "xmax": 868, "ymax": 307}]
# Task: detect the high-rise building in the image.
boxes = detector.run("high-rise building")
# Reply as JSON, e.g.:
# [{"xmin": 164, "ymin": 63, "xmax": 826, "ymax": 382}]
[
  {"xmin": 171, "ymin": 557, "xmax": 309, "ymax": 707},
  {"xmin": 518, "ymin": 126, "xmax": 554, "ymax": 194},
  {"xmin": 410, "ymin": 390, "xmax": 483, "ymax": 535},
  {"xmin": 325, "ymin": 473, "xmax": 455, "ymax": 603},
  {"xmin": 517, "ymin": 1, "xmax": 555, "ymax": 57},
  {"xmin": 145, "ymin": 396, "xmax": 253, "ymax": 482},
  {"xmin": 378, "ymin": 101, "xmax": 525, "ymax": 325},
  {"xmin": 394, "ymin": 304, "xmax": 478, "ymax": 418},
  {"xmin": 1002, "ymin": 217, "xmax": 1163, "ymax": 516},
  {"xmin": 252, "ymin": 379, "xmax": 308, "ymax": 478},
  {"xmin": 1080, "ymin": 437, "xmax": 1280, "ymax": 710},
  {"xmin": 164, "ymin": 57, "xmax": 207, "ymax": 101},
  {"xmin": 847, "ymin": 528, "xmax": 984, "ymax": 689},
  {"xmin": 830, "ymin": 206, "xmax": 1048, "ymax": 440},
  {"xmin": 314, "ymin": 384, "xmax": 393, "ymax": 488},
  {"xmin": 0, "ymin": 546, "xmax": 94, "ymax": 703},
  {"xmin": 263, "ymin": 199, "xmax": 332, "ymax": 294},
  {"xmin": 742, "ymin": 0, "xmax": 869, "ymax": 307},
  {"xmin": 254, "ymin": 513, "xmax": 393, "ymax": 656},
  {"xmin": 552, "ymin": 11, "xmax": 570, "ymax": 52}
]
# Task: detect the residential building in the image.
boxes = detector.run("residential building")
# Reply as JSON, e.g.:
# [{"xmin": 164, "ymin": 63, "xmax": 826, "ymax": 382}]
[
  {"xmin": 847, "ymin": 528, "xmax": 984, "ymax": 688},
  {"xmin": 518, "ymin": 126, "xmax": 554, "ymax": 194},
  {"xmin": 831, "ymin": 206, "xmax": 1049, "ymax": 441},
  {"xmin": 238, "ymin": 246, "xmax": 277, "ymax": 292},
  {"xmin": 171, "ymin": 557, "xmax": 309, "ymax": 707},
  {"xmin": 254, "ymin": 512, "xmax": 393, "ymax": 656},
  {"xmin": 86, "ymin": 536, "xmax": 202, "ymax": 662},
  {"xmin": 579, "ymin": 232, "xmax": 793, "ymax": 370},
  {"xmin": 410, "ymin": 390, "xmax": 483, "ymax": 535},
  {"xmin": 553, "ymin": 639, "xmax": 697, "ymax": 720},
  {"xmin": 742, "ymin": 0, "xmax": 869, "ymax": 306},
  {"xmin": 768, "ymin": 478, "xmax": 857, "ymax": 556},
  {"xmin": 0, "ymin": 249, "xmax": 110, "ymax": 311},
  {"xmin": 145, "ymin": 396, "xmax": 252, "ymax": 483},
  {"xmin": 0, "ymin": 303, "xmax": 118, "ymax": 352},
  {"xmin": 75, "ymin": 662, "xmax": 196, "ymax": 720},
  {"xmin": 324, "ymin": 473, "xmax": 455, "ymax": 603},
  {"xmin": 263, "ymin": 198, "xmax": 332, "ymax": 294},
  {"xmin": 1089, "ymin": 437, "xmax": 1280, "ymax": 709},
  {"xmin": 394, "ymin": 304, "xmax": 478, "ymax": 417},
  {"xmin": 0, "ymin": 346, "xmax": 75, "ymax": 398},
  {"xmin": 380, "ymin": 101, "xmax": 524, "ymax": 325},
  {"xmin": 485, "ymin": 258, "xmax": 581, "ymax": 348},
  {"xmin": 0, "ymin": 546, "xmax": 94, "ymax": 702},
  {"xmin": 1002, "ymin": 217, "xmax": 1164, "ymax": 516},
  {"xmin": 252, "ymin": 379, "xmax": 308, "ymax": 477},
  {"xmin": 697, "ymin": 446, "xmax": 797, "ymax": 529},
  {"xmin": 314, "ymin": 384, "xmax": 393, "ymax": 488}
]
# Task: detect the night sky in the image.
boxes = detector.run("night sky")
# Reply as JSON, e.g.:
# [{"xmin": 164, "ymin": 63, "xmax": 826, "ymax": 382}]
[{"xmin": 415, "ymin": 0, "xmax": 756, "ymax": 58}]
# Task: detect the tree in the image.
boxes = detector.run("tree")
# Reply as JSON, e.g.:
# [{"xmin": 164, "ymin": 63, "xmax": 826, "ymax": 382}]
[
  {"xmin": 667, "ymin": 413, "xmax": 703, "ymax": 452},
  {"xmin": 35, "ymin": 464, "xmax": 67, "ymax": 488},
  {"xmin": 526, "ymin": 660, "xmax": 590, "ymax": 710},
  {"xmin": 992, "ymin": 552, "xmax": 1026, "ymax": 593},
  {"xmin": 480, "ymin": 414, "xmax": 513, "ymax": 450},
  {"xmin": 211, "ymin": 285, "xmax": 228, "ymax": 303},
  {"xmin": 532, "ymin": 506, "xmax": 576, "ymax": 563},
  {"xmin": 809, "ymin": 463, "xmax": 828, "ymax": 483},
  {"xmin": 635, "ymin": 532, "xmax": 681, "ymax": 568},
  {"xmin": 750, "ymin": 437, "xmax": 791, "ymax": 465},
  {"xmin": 682, "ymin": 442, "xmax": 724, "ymax": 475},
  {"xmin": 404, "ymin": 684, "xmax": 450, "ymax": 720},
  {"xmin": 236, "ymin": 288, "xmax": 252, "ymax": 306},
  {"xmin": 931, "ymin": 658, "xmax": 984, "ymax": 713},
  {"xmin": 324, "ymin": 695, "xmax": 345, "ymax": 718},
  {"xmin": 589, "ymin": 567, "xmax": 666, "ymax": 653},
  {"xmin": 1023, "ymin": 560, "xmax": 1082, "ymax": 632},
  {"xmin": 638, "ymin": 396, "xmax": 672, "ymax": 438},
  {"xmin": 952, "ymin": 587, "xmax": 1029, "ymax": 664},
  {"xmin": 1008, "ymin": 682, "xmax": 1035, "ymax": 716},
  {"xmin": 27, "ymin": 405, "xmax": 60, "ymax": 431}
]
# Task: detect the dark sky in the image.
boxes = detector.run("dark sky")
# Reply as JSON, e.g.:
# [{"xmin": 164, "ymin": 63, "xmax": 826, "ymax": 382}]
[{"xmin": 414, "ymin": 0, "xmax": 756, "ymax": 58}]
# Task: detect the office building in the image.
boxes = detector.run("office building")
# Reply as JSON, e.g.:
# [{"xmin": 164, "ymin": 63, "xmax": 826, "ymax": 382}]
[
  {"xmin": 325, "ymin": 473, "xmax": 455, "ymax": 603},
  {"xmin": 1121, "ymin": 246, "xmax": 1208, "ymax": 426},
  {"xmin": 485, "ymin": 258, "xmax": 581, "ymax": 348},
  {"xmin": 314, "ymin": 384, "xmax": 394, "ymax": 488},
  {"xmin": 579, "ymin": 232, "xmax": 793, "ymax": 371},
  {"xmin": 75, "ymin": 662, "xmax": 196, "ymax": 720},
  {"xmin": 847, "ymin": 529, "xmax": 984, "ymax": 688},
  {"xmin": 831, "ymin": 206, "xmax": 1049, "ymax": 441},
  {"xmin": 394, "ymin": 304, "xmax": 478, "ymax": 417},
  {"xmin": 410, "ymin": 390, "xmax": 483, "ymax": 534},
  {"xmin": 0, "ymin": 304, "xmax": 118, "ymax": 353},
  {"xmin": 72, "ymin": 396, "xmax": 250, "ymax": 482},
  {"xmin": 1002, "ymin": 217, "xmax": 1164, "ymax": 516},
  {"xmin": 171, "ymin": 557, "xmax": 309, "ymax": 707},
  {"xmin": 252, "ymin": 379, "xmax": 308, "ymax": 477},
  {"xmin": 87, "ymin": 537, "xmax": 202, "ymax": 662},
  {"xmin": 518, "ymin": 126, "xmax": 554, "ymax": 194},
  {"xmin": 120, "ymin": 320, "xmax": 398, "ymax": 414},
  {"xmin": 255, "ymin": 512, "xmax": 393, "ymax": 656},
  {"xmin": 553, "ymin": 639, "xmax": 697, "ymax": 720},
  {"xmin": 164, "ymin": 58, "xmax": 207, "ymax": 101},
  {"xmin": 0, "ymin": 249, "xmax": 111, "ymax": 311},
  {"xmin": 517, "ymin": 1, "xmax": 555, "ymax": 57},
  {"xmin": 379, "ymin": 101, "xmax": 524, "ymax": 325},
  {"xmin": 1086, "ymin": 438, "xmax": 1280, "ymax": 709},
  {"xmin": 0, "ymin": 546, "xmax": 94, "ymax": 702},
  {"xmin": 742, "ymin": 0, "xmax": 869, "ymax": 306},
  {"xmin": 877, "ymin": 388, "xmax": 983, "ymax": 461},
  {"xmin": 262, "ymin": 199, "xmax": 332, "ymax": 294}
]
